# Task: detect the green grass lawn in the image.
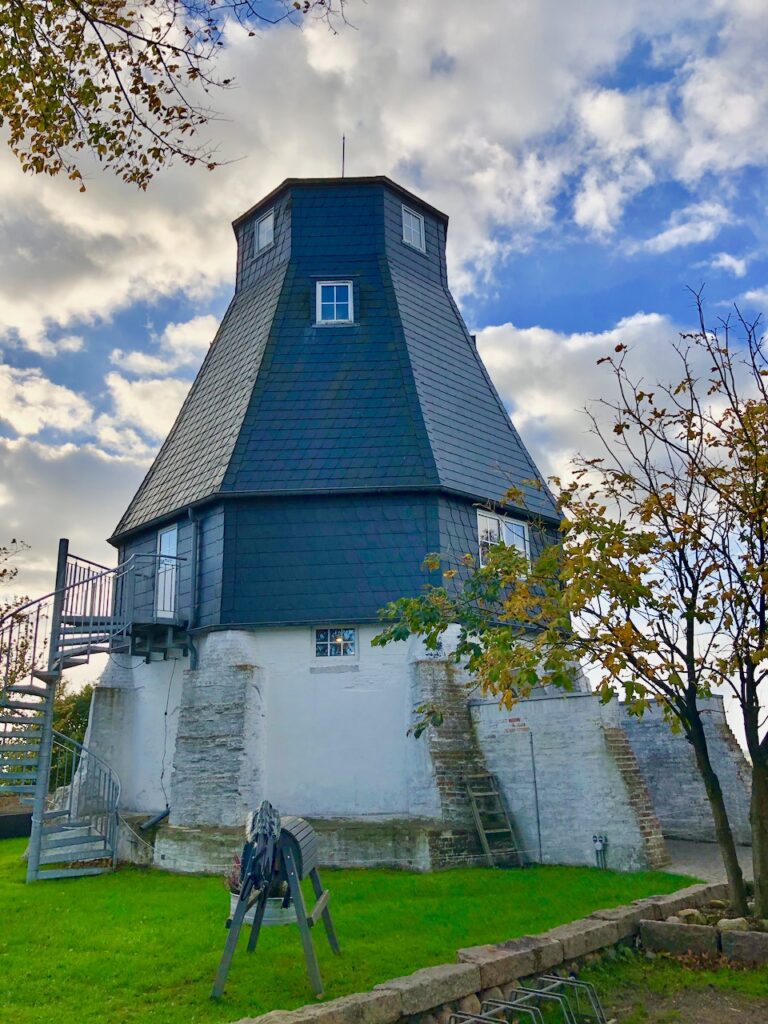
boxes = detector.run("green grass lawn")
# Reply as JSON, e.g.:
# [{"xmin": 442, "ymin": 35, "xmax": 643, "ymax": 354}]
[{"xmin": 0, "ymin": 838, "xmax": 693, "ymax": 1024}]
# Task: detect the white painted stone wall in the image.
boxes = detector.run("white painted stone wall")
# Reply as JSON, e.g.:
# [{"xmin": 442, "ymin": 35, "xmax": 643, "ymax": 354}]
[
  {"xmin": 85, "ymin": 652, "xmax": 185, "ymax": 814},
  {"xmin": 471, "ymin": 693, "xmax": 662, "ymax": 870},
  {"xmin": 257, "ymin": 626, "xmax": 440, "ymax": 820},
  {"xmin": 622, "ymin": 697, "xmax": 752, "ymax": 844}
]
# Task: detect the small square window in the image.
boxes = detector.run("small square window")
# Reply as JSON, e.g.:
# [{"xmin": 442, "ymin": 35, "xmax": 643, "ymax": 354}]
[
  {"xmin": 402, "ymin": 205, "xmax": 425, "ymax": 251},
  {"xmin": 255, "ymin": 210, "xmax": 274, "ymax": 253},
  {"xmin": 315, "ymin": 627, "xmax": 357, "ymax": 658},
  {"xmin": 316, "ymin": 281, "xmax": 354, "ymax": 324},
  {"xmin": 478, "ymin": 510, "xmax": 530, "ymax": 567}
]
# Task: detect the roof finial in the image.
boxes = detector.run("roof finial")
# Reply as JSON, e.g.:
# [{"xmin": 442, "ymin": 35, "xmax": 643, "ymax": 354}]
[{"xmin": 341, "ymin": 135, "xmax": 346, "ymax": 178}]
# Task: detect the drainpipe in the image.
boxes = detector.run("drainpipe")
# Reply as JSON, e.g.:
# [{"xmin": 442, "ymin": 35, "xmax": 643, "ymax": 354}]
[{"xmin": 187, "ymin": 509, "xmax": 199, "ymax": 670}]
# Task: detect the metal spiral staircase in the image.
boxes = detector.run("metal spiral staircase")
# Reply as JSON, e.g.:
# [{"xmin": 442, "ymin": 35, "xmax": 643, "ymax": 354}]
[{"xmin": 0, "ymin": 539, "xmax": 180, "ymax": 881}]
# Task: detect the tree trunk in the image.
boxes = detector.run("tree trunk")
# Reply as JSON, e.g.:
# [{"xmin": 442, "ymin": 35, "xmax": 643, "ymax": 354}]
[
  {"xmin": 751, "ymin": 755, "xmax": 768, "ymax": 918},
  {"xmin": 687, "ymin": 713, "xmax": 749, "ymax": 915}
]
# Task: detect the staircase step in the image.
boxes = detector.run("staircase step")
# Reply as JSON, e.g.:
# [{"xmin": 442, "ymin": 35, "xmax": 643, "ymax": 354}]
[
  {"xmin": 39, "ymin": 847, "xmax": 110, "ymax": 866},
  {"xmin": 60, "ymin": 616, "xmax": 118, "ymax": 627},
  {"xmin": 1, "ymin": 700, "xmax": 45, "ymax": 711},
  {"xmin": 43, "ymin": 808, "xmax": 74, "ymax": 820},
  {"xmin": 0, "ymin": 782, "xmax": 38, "ymax": 792},
  {"xmin": 37, "ymin": 866, "xmax": 112, "ymax": 880},
  {"xmin": 0, "ymin": 757, "xmax": 39, "ymax": 768},
  {"xmin": 42, "ymin": 825, "xmax": 92, "ymax": 839},
  {"xmin": 42, "ymin": 833, "xmax": 105, "ymax": 851},
  {"xmin": 0, "ymin": 745, "xmax": 40, "ymax": 754},
  {"xmin": 0, "ymin": 716, "xmax": 41, "ymax": 727},
  {"xmin": 7, "ymin": 685, "xmax": 50, "ymax": 698},
  {"xmin": 484, "ymin": 828, "xmax": 514, "ymax": 835},
  {"xmin": 42, "ymin": 821, "xmax": 89, "ymax": 834},
  {"xmin": 32, "ymin": 671, "xmax": 60, "ymax": 683}
]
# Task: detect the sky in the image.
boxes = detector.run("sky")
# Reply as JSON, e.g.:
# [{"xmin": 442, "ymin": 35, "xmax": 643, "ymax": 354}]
[{"xmin": 1, "ymin": 0, "xmax": 768, "ymax": 609}]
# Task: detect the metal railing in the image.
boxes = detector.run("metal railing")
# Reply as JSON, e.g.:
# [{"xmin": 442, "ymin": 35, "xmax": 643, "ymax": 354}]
[
  {"xmin": 48, "ymin": 729, "xmax": 122, "ymax": 866},
  {"xmin": 0, "ymin": 547, "xmax": 185, "ymax": 692}
]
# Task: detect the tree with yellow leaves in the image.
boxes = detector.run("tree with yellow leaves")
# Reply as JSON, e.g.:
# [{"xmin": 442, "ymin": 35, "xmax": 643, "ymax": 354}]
[
  {"xmin": 0, "ymin": 1, "xmax": 347, "ymax": 188},
  {"xmin": 376, "ymin": 292, "xmax": 768, "ymax": 917}
]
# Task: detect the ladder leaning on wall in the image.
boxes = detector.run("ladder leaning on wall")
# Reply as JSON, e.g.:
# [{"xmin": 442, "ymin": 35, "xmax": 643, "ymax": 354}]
[{"xmin": 464, "ymin": 772, "xmax": 524, "ymax": 867}]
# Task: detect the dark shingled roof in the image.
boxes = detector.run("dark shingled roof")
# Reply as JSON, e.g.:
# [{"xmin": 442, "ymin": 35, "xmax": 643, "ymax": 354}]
[{"xmin": 112, "ymin": 177, "xmax": 558, "ymax": 542}]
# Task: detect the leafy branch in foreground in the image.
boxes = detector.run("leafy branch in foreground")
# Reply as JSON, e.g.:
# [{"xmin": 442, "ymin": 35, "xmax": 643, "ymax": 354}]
[{"xmin": 0, "ymin": 0, "xmax": 349, "ymax": 188}]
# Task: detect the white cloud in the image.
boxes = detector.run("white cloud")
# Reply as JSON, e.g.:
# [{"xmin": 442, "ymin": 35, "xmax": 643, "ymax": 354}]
[
  {"xmin": 0, "ymin": 365, "xmax": 92, "ymax": 435},
  {"xmin": 0, "ymin": 438, "xmax": 146, "ymax": 598},
  {"xmin": 1, "ymin": 0, "xmax": 766, "ymax": 345},
  {"xmin": 476, "ymin": 311, "xmax": 687, "ymax": 478},
  {"xmin": 739, "ymin": 285, "xmax": 768, "ymax": 311},
  {"xmin": 110, "ymin": 314, "xmax": 217, "ymax": 377},
  {"xmin": 709, "ymin": 252, "xmax": 748, "ymax": 277},
  {"xmin": 633, "ymin": 201, "xmax": 732, "ymax": 253},
  {"xmin": 103, "ymin": 372, "xmax": 191, "ymax": 440}
]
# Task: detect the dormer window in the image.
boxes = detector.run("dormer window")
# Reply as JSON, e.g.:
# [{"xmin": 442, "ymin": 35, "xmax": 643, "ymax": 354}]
[
  {"xmin": 255, "ymin": 210, "xmax": 274, "ymax": 253},
  {"xmin": 478, "ymin": 510, "xmax": 530, "ymax": 567},
  {"xmin": 316, "ymin": 281, "xmax": 353, "ymax": 324},
  {"xmin": 402, "ymin": 205, "xmax": 425, "ymax": 251}
]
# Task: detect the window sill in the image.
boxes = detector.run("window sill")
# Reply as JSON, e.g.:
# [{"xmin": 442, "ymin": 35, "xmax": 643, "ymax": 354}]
[
  {"xmin": 310, "ymin": 663, "xmax": 360, "ymax": 674},
  {"xmin": 401, "ymin": 239, "xmax": 427, "ymax": 256}
]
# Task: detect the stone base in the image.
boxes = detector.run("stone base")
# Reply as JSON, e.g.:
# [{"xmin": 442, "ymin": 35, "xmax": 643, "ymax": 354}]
[{"xmin": 145, "ymin": 818, "xmax": 490, "ymax": 874}]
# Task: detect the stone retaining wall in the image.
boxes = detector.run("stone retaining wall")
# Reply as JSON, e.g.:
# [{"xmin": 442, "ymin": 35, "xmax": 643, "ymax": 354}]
[{"xmin": 233, "ymin": 882, "xmax": 742, "ymax": 1024}]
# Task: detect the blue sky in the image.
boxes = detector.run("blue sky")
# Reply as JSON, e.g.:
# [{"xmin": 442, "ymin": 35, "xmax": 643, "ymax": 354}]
[{"xmin": 1, "ymin": 0, "xmax": 767, "ymax": 596}]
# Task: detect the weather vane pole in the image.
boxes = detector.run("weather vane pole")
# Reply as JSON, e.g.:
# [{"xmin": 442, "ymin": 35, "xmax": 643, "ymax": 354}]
[{"xmin": 342, "ymin": 135, "xmax": 346, "ymax": 178}]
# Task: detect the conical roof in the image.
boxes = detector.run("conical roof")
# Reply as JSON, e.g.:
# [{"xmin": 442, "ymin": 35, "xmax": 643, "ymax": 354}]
[{"xmin": 112, "ymin": 177, "xmax": 557, "ymax": 541}]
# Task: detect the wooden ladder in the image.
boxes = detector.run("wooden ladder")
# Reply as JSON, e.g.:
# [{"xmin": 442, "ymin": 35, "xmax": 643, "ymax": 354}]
[{"xmin": 464, "ymin": 772, "xmax": 523, "ymax": 867}]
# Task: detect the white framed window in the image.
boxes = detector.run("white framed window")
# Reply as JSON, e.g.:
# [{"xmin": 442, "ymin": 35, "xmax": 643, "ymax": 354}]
[
  {"xmin": 155, "ymin": 524, "xmax": 178, "ymax": 619},
  {"xmin": 316, "ymin": 281, "xmax": 354, "ymax": 324},
  {"xmin": 255, "ymin": 210, "xmax": 274, "ymax": 253},
  {"xmin": 314, "ymin": 627, "xmax": 357, "ymax": 658},
  {"xmin": 402, "ymin": 205, "xmax": 425, "ymax": 251},
  {"xmin": 477, "ymin": 510, "xmax": 530, "ymax": 568}
]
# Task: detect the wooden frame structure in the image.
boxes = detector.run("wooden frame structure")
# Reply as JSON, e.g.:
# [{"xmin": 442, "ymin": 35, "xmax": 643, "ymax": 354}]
[{"xmin": 212, "ymin": 815, "xmax": 340, "ymax": 999}]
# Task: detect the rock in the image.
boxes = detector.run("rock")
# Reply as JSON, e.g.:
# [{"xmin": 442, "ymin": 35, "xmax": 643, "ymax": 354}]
[
  {"xmin": 374, "ymin": 964, "xmax": 480, "ymax": 1016},
  {"xmin": 640, "ymin": 920, "xmax": 718, "ymax": 957},
  {"xmin": 235, "ymin": 991, "xmax": 404, "ymax": 1024},
  {"xmin": 721, "ymin": 929, "xmax": 768, "ymax": 964},
  {"xmin": 433, "ymin": 1008, "xmax": 453, "ymax": 1024},
  {"xmin": 590, "ymin": 905, "xmax": 642, "ymax": 939},
  {"xmin": 479, "ymin": 988, "xmax": 503, "ymax": 1006},
  {"xmin": 666, "ymin": 916, "xmax": 682, "ymax": 924},
  {"xmin": 456, "ymin": 996, "xmax": 481, "ymax": 1016},
  {"xmin": 678, "ymin": 909, "xmax": 704, "ymax": 924},
  {"xmin": 718, "ymin": 917, "xmax": 749, "ymax": 932},
  {"xmin": 708, "ymin": 899, "xmax": 728, "ymax": 910},
  {"xmin": 458, "ymin": 938, "xmax": 539, "ymax": 988},
  {"xmin": 541, "ymin": 918, "xmax": 620, "ymax": 959}
]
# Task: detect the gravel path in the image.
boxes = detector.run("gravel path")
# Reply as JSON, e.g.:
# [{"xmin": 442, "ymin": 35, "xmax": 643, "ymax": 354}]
[{"xmin": 664, "ymin": 838, "xmax": 753, "ymax": 882}]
